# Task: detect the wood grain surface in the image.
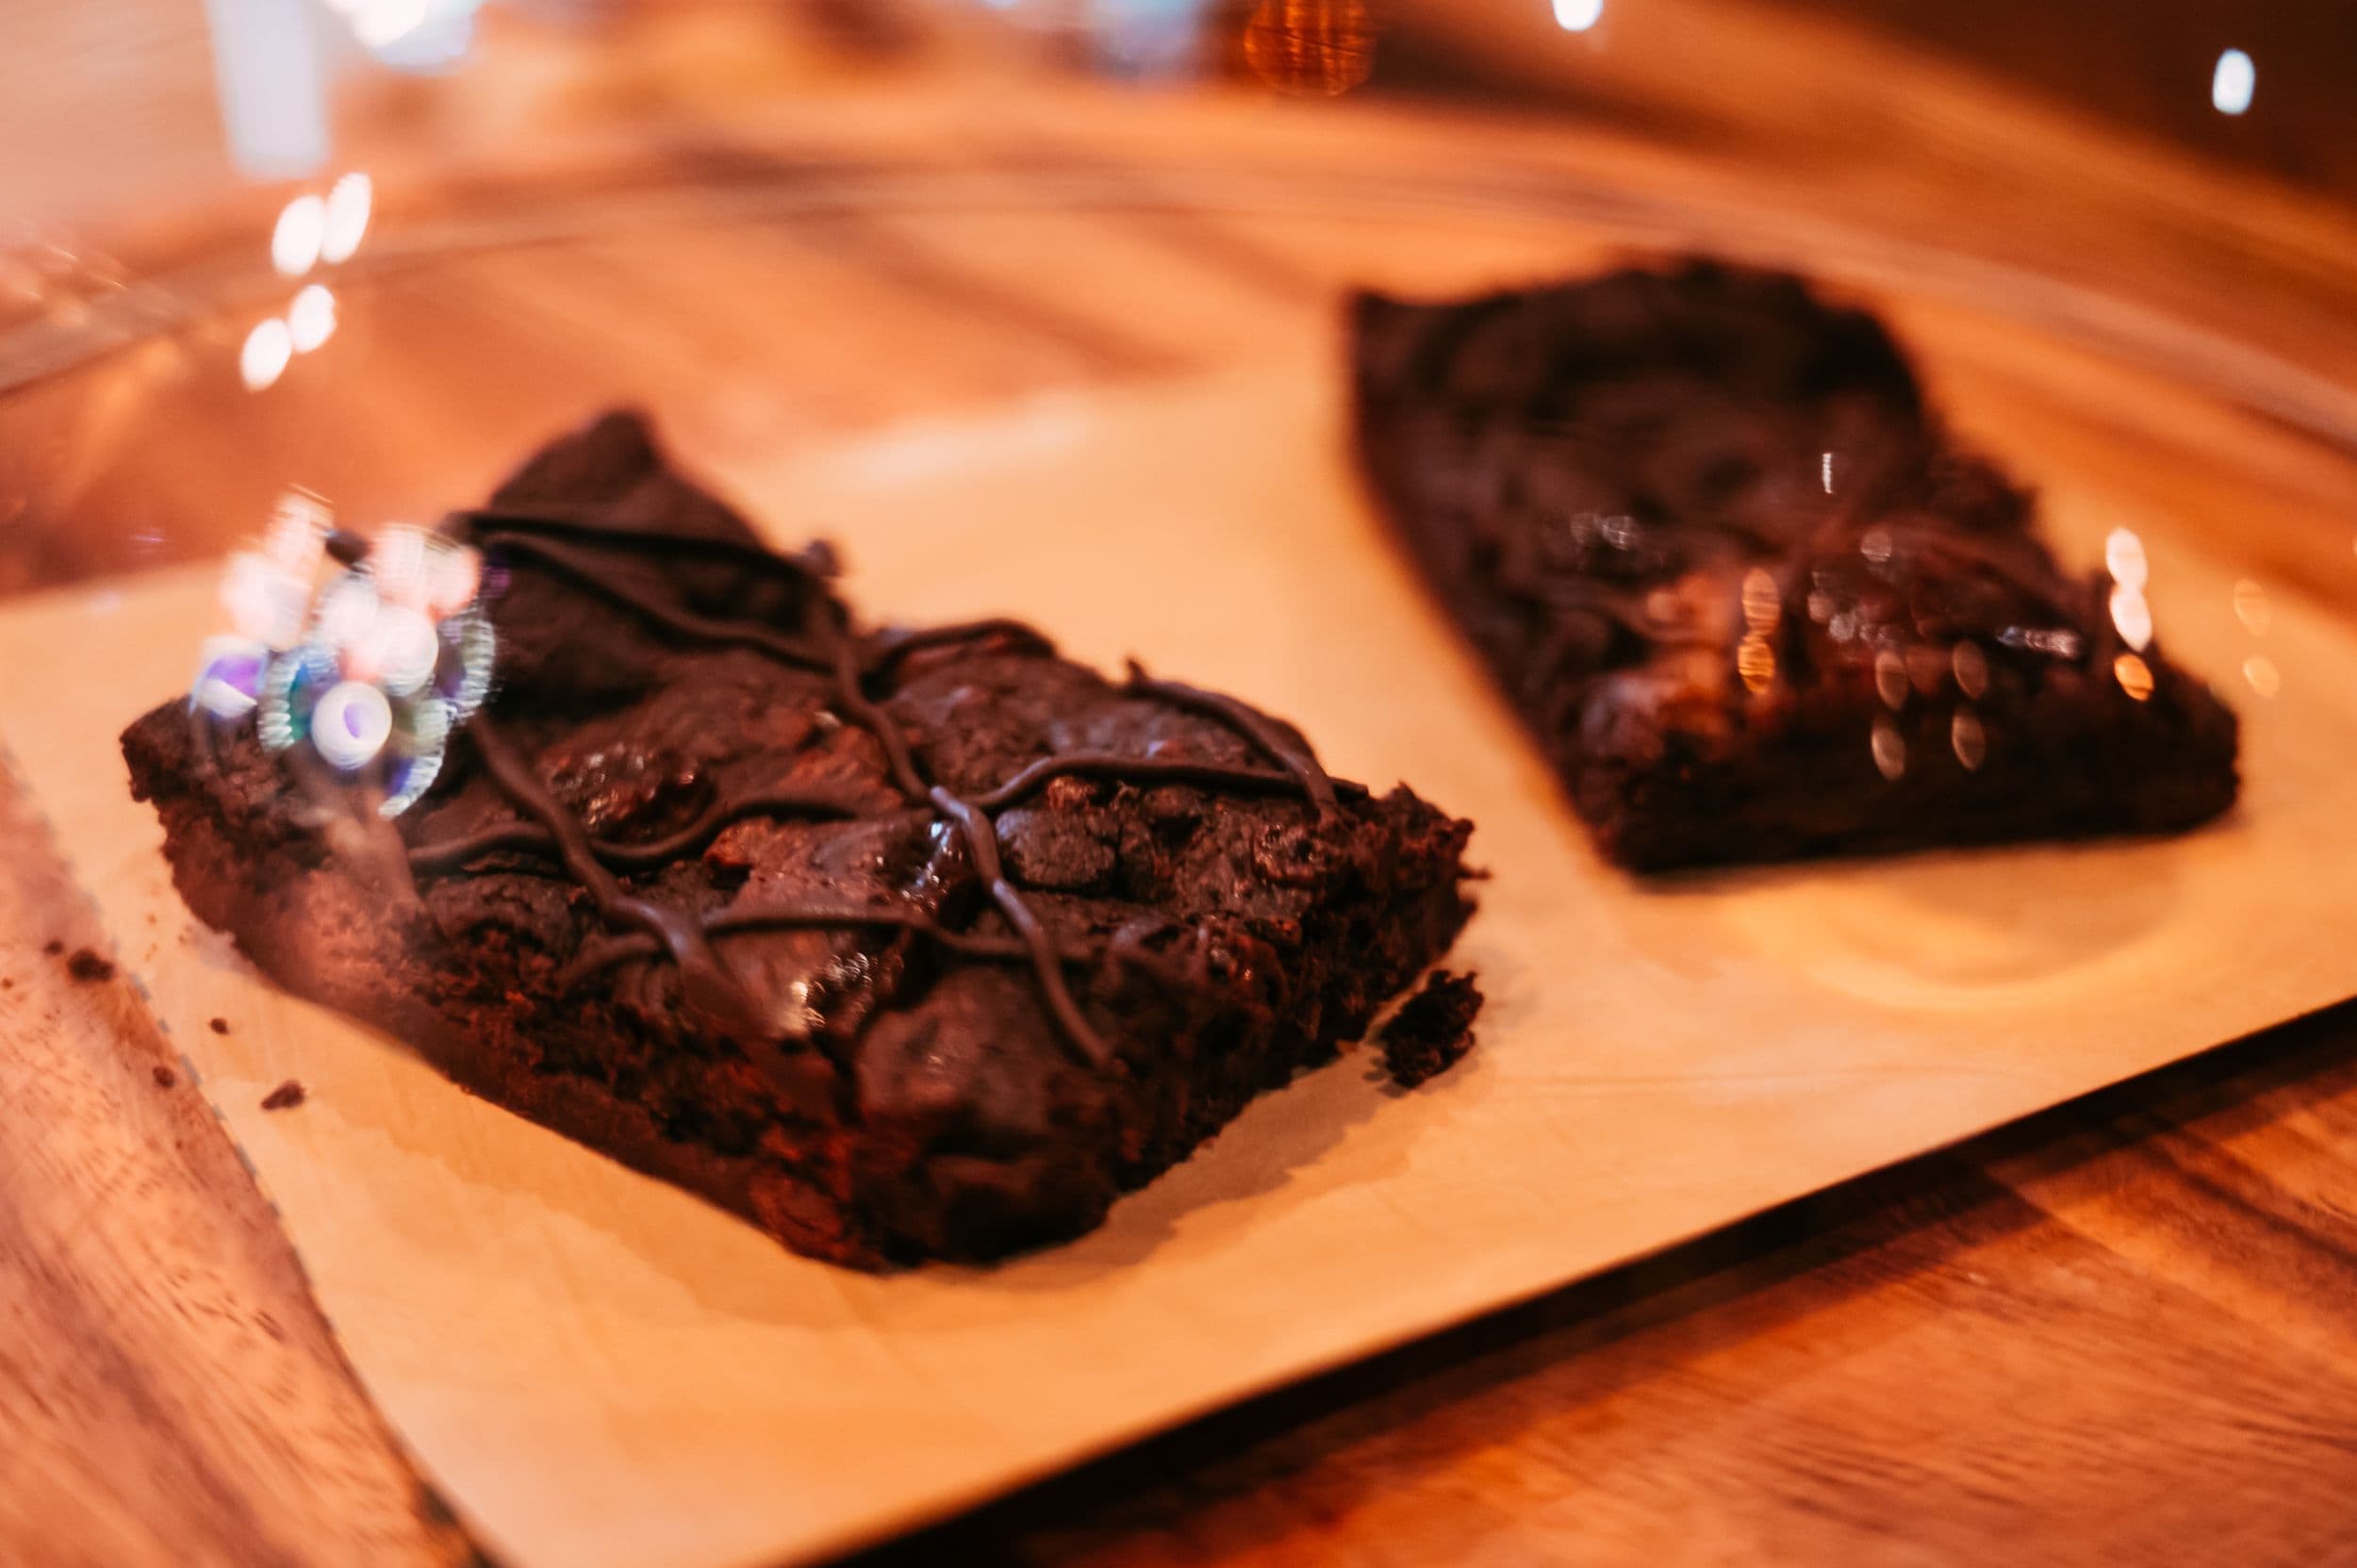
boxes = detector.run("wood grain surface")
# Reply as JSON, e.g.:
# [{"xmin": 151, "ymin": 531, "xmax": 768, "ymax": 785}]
[
  {"xmin": 863, "ymin": 999, "xmax": 2357, "ymax": 1567},
  {"xmin": 4, "ymin": 3, "xmax": 2357, "ymax": 1566},
  {"xmin": 0, "ymin": 764, "xmax": 479, "ymax": 1568},
  {"xmin": 7, "ymin": 337, "xmax": 2353, "ymax": 1568}
]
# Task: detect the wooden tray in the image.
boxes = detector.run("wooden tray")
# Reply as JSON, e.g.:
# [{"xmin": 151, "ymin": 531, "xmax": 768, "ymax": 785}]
[{"xmin": 3, "ymin": 142, "xmax": 2354, "ymax": 1568}]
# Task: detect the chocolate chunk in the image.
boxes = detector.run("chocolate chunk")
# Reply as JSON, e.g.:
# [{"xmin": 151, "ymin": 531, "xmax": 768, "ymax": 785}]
[
  {"xmin": 995, "ymin": 807, "xmax": 1117, "ymax": 893},
  {"xmin": 1379, "ymin": 970, "xmax": 1483, "ymax": 1087}
]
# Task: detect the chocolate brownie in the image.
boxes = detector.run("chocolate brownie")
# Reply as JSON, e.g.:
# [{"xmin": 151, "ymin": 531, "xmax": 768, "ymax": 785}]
[
  {"xmin": 124, "ymin": 411, "xmax": 1475, "ymax": 1268},
  {"xmin": 1350, "ymin": 258, "xmax": 2238, "ymax": 869}
]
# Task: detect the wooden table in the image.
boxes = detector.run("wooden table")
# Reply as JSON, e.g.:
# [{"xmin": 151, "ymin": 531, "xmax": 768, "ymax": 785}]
[{"xmin": 7, "ymin": 4, "xmax": 2357, "ymax": 1564}]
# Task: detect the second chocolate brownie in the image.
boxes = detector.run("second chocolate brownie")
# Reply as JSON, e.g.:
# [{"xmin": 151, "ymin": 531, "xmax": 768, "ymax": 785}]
[{"xmin": 1352, "ymin": 259, "xmax": 2238, "ymax": 870}]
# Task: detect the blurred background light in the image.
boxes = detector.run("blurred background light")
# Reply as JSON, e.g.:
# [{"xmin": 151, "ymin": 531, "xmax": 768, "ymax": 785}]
[
  {"xmin": 202, "ymin": 0, "xmax": 329, "ymax": 178},
  {"xmin": 1243, "ymin": 0, "xmax": 1376, "ymax": 96},
  {"xmin": 321, "ymin": 173, "xmax": 372, "ymax": 264},
  {"xmin": 1553, "ymin": 0, "xmax": 1606, "ymax": 33},
  {"xmin": 1090, "ymin": 0, "xmax": 1211, "ymax": 79},
  {"xmin": 288, "ymin": 284, "xmax": 337, "ymax": 352},
  {"xmin": 271, "ymin": 192, "xmax": 325, "ymax": 276},
  {"xmin": 2212, "ymin": 48, "xmax": 2254, "ymax": 115},
  {"xmin": 239, "ymin": 316, "xmax": 293, "ymax": 390}
]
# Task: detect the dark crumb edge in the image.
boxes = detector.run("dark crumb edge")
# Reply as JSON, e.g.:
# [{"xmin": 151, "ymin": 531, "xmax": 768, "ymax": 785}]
[
  {"xmin": 1379, "ymin": 969, "xmax": 1483, "ymax": 1088},
  {"xmin": 66, "ymin": 947, "xmax": 115, "ymax": 982},
  {"xmin": 208, "ymin": 1016, "xmax": 231, "ymax": 1034},
  {"xmin": 153, "ymin": 1065, "xmax": 178, "ymax": 1088},
  {"xmin": 260, "ymin": 1079, "xmax": 306, "ymax": 1111}
]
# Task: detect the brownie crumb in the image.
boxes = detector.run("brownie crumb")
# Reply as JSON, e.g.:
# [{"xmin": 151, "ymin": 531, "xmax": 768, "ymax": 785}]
[
  {"xmin": 260, "ymin": 1080, "xmax": 306, "ymax": 1112},
  {"xmin": 1380, "ymin": 970, "xmax": 1483, "ymax": 1088},
  {"xmin": 153, "ymin": 1065, "xmax": 178, "ymax": 1088},
  {"xmin": 42, "ymin": 939, "xmax": 63, "ymax": 956},
  {"xmin": 208, "ymin": 1016, "xmax": 231, "ymax": 1034},
  {"xmin": 65, "ymin": 948, "xmax": 115, "ymax": 982}
]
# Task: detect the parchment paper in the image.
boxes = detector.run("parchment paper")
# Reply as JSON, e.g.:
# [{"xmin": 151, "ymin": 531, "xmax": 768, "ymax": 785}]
[{"xmin": 1, "ymin": 366, "xmax": 2350, "ymax": 1568}]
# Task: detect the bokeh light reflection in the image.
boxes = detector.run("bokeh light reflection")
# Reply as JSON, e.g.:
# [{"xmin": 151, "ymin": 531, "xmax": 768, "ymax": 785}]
[
  {"xmin": 1873, "ymin": 648, "xmax": 1907, "ymax": 709},
  {"xmin": 1736, "ymin": 635, "xmax": 1775, "ymax": 694},
  {"xmin": 288, "ymin": 284, "xmax": 338, "ymax": 353},
  {"xmin": 2233, "ymin": 579, "xmax": 2271, "ymax": 636},
  {"xmin": 239, "ymin": 317, "xmax": 293, "ymax": 390},
  {"xmin": 2113, "ymin": 651, "xmax": 2154, "ymax": 701},
  {"xmin": 321, "ymin": 173, "xmax": 373, "ymax": 264},
  {"xmin": 1950, "ymin": 710, "xmax": 1986, "ymax": 771},
  {"xmin": 2104, "ymin": 527, "xmax": 2152, "ymax": 652},
  {"xmin": 1871, "ymin": 719, "xmax": 1906, "ymax": 781},
  {"xmin": 2212, "ymin": 49, "xmax": 2255, "ymax": 116},
  {"xmin": 1951, "ymin": 639, "xmax": 1988, "ymax": 699},
  {"xmin": 1243, "ymin": 0, "xmax": 1376, "ymax": 96},
  {"xmin": 271, "ymin": 194, "xmax": 326, "ymax": 277}
]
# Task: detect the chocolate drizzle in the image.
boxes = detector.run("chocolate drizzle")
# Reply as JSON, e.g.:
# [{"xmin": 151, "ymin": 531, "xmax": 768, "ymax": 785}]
[
  {"xmin": 406, "ymin": 784, "xmax": 876, "ymax": 874},
  {"xmin": 465, "ymin": 710, "xmax": 786, "ymax": 1068},
  {"xmin": 486, "ymin": 533, "xmax": 835, "ymax": 673},
  {"xmin": 400, "ymin": 505, "xmax": 1347, "ymax": 1089},
  {"xmin": 1118, "ymin": 663, "xmax": 1339, "ymax": 816},
  {"xmin": 564, "ymin": 900, "xmax": 1064, "ymax": 982}
]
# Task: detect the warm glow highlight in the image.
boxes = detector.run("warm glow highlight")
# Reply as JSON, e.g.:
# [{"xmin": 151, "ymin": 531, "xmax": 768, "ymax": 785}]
[
  {"xmin": 2113, "ymin": 652, "xmax": 2153, "ymax": 701},
  {"xmin": 2232, "ymin": 579, "xmax": 2270, "ymax": 636}
]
